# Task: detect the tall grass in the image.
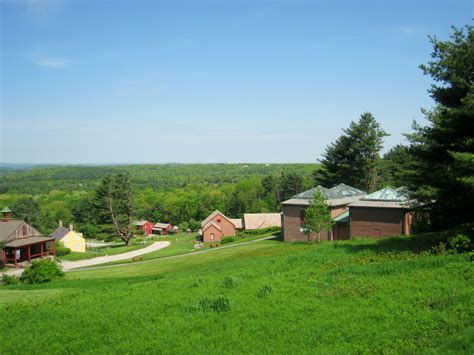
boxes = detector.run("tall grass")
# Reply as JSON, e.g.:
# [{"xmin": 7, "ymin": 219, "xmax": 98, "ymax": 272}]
[{"xmin": 0, "ymin": 235, "xmax": 472, "ymax": 353}]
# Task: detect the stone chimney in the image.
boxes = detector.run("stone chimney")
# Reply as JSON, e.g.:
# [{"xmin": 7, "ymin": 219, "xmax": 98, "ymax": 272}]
[
  {"xmin": 69, "ymin": 223, "xmax": 73, "ymax": 231},
  {"xmin": 59, "ymin": 220, "xmax": 63, "ymax": 227},
  {"xmin": 1, "ymin": 207, "xmax": 12, "ymax": 222}
]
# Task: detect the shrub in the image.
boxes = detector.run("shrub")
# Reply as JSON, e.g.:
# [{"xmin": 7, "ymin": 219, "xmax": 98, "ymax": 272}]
[
  {"xmin": 189, "ymin": 278, "xmax": 204, "ymax": 288},
  {"xmin": 257, "ymin": 284, "xmax": 273, "ymax": 298},
  {"xmin": 2, "ymin": 274, "xmax": 20, "ymax": 286},
  {"xmin": 20, "ymin": 260, "xmax": 64, "ymax": 284},
  {"xmin": 221, "ymin": 276, "xmax": 238, "ymax": 289},
  {"xmin": 447, "ymin": 234, "xmax": 472, "ymax": 253},
  {"xmin": 187, "ymin": 295, "xmax": 231, "ymax": 313},
  {"xmin": 221, "ymin": 237, "xmax": 235, "ymax": 245},
  {"xmin": 55, "ymin": 242, "xmax": 71, "ymax": 256},
  {"xmin": 238, "ymin": 226, "xmax": 281, "ymax": 238}
]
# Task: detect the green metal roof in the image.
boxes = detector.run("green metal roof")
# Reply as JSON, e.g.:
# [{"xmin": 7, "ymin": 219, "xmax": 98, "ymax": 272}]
[
  {"xmin": 292, "ymin": 183, "xmax": 365, "ymax": 200},
  {"xmin": 362, "ymin": 187, "xmax": 409, "ymax": 202},
  {"xmin": 1, "ymin": 207, "xmax": 12, "ymax": 213},
  {"xmin": 332, "ymin": 210, "xmax": 349, "ymax": 223}
]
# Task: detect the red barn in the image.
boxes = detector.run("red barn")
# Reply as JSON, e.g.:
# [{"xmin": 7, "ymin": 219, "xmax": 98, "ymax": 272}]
[{"xmin": 134, "ymin": 221, "xmax": 154, "ymax": 235}]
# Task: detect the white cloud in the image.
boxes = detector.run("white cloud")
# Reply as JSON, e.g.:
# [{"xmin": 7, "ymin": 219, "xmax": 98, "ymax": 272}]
[
  {"xmin": 400, "ymin": 26, "xmax": 416, "ymax": 35},
  {"xmin": 36, "ymin": 57, "xmax": 68, "ymax": 68}
]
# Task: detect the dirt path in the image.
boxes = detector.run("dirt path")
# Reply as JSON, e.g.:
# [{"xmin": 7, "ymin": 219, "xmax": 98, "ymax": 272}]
[
  {"xmin": 61, "ymin": 241, "xmax": 170, "ymax": 270},
  {"xmin": 1, "ymin": 241, "xmax": 171, "ymax": 277},
  {"xmin": 70, "ymin": 235, "xmax": 277, "ymax": 272}
]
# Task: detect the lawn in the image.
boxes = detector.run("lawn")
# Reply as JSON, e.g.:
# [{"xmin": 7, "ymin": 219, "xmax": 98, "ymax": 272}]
[
  {"xmin": 99, "ymin": 230, "xmax": 279, "ymax": 266},
  {"xmin": 0, "ymin": 235, "xmax": 472, "ymax": 353}
]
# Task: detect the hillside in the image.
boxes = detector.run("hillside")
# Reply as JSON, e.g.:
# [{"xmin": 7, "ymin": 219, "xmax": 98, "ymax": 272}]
[{"xmin": 0, "ymin": 236, "xmax": 472, "ymax": 353}]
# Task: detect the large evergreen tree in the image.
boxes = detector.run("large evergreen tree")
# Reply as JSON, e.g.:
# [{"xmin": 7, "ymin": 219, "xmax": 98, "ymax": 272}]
[
  {"xmin": 315, "ymin": 112, "xmax": 388, "ymax": 192},
  {"xmin": 405, "ymin": 25, "xmax": 474, "ymax": 230},
  {"xmin": 94, "ymin": 173, "xmax": 134, "ymax": 245}
]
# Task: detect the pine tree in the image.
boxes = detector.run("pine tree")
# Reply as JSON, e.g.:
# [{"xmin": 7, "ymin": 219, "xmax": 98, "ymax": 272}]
[
  {"xmin": 315, "ymin": 112, "xmax": 388, "ymax": 192},
  {"xmin": 405, "ymin": 25, "xmax": 474, "ymax": 230}
]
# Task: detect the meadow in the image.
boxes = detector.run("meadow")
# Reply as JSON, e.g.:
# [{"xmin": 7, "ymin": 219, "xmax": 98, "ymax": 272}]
[{"xmin": 0, "ymin": 235, "xmax": 472, "ymax": 354}]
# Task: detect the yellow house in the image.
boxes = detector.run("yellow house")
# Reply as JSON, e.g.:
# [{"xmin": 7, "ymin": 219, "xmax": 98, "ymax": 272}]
[{"xmin": 50, "ymin": 222, "xmax": 86, "ymax": 253}]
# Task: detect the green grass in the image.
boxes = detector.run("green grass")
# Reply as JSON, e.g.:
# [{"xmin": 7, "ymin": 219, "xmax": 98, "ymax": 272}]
[
  {"xmin": 0, "ymin": 235, "xmax": 472, "ymax": 354},
  {"xmin": 100, "ymin": 231, "xmax": 278, "ymax": 267}
]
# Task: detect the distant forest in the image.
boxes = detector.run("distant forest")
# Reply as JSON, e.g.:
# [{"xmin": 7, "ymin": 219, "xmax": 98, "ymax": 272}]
[{"xmin": 0, "ymin": 164, "xmax": 318, "ymax": 237}]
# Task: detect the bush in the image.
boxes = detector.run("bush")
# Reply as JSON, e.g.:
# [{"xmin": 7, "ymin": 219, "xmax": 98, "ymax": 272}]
[
  {"xmin": 257, "ymin": 284, "xmax": 273, "ymax": 298},
  {"xmin": 221, "ymin": 276, "xmax": 238, "ymax": 289},
  {"xmin": 447, "ymin": 234, "xmax": 472, "ymax": 253},
  {"xmin": 187, "ymin": 295, "xmax": 231, "ymax": 313},
  {"xmin": 221, "ymin": 237, "xmax": 235, "ymax": 245},
  {"xmin": 189, "ymin": 278, "xmax": 204, "ymax": 288},
  {"xmin": 2, "ymin": 274, "xmax": 20, "ymax": 286},
  {"xmin": 55, "ymin": 242, "xmax": 71, "ymax": 256},
  {"xmin": 238, "ymin": 226, "xmax": 281, "ymax": 238},
  {"xmin": 20, "ymin": 260, "xmax": 64, "ymax": 284}
]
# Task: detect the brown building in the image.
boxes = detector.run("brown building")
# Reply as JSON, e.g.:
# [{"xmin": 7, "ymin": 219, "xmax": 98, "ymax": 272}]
[
  {"xmin": 348, "ymin": 187, "xmax": 413, "ymax": 238},
  {"xmin": 1, "ymin": 207, "xmax": 56, "ymax": 267},
  {"xmin": 200, "ymin": 210, "xmax": 236, "ymax": 242},
  {"xmin": 281, "ymin": 184, "xmax": 366, "ymax": 242}
]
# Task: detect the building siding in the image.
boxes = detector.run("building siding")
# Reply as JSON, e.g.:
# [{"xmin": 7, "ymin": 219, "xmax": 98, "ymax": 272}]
[
  {"xmin": 282, "ymin": 205, "xmax": 331, "ymax": 242},
  {"xmin": 350, "ymin": 207, "xmax": 409, "ymax": 238},
  {"xmin": 202, "ymin": 224, "xmax": 223, "ymax": 242},
  {"xmin": 207, "ymin": 213, "xmax": 236, "ymax": 237}
]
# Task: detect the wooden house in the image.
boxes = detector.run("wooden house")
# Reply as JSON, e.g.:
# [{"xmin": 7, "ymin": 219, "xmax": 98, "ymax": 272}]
[
  {"xmin": 134, "ymin": 220, "xmax": 154, "ymax": 235},
  {"xmin": 50, "ymin": 221, "xmax": 86, "ymax": 253},
  {"xmin": 1, "ymin": 207, "xmax": 56, "ymax": 267}
]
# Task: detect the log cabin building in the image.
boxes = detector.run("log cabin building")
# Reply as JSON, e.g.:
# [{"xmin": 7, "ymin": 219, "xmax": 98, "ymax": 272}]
[{"xmin": 1, "ymin": 207, "xmax": 55, "ymax": 268}]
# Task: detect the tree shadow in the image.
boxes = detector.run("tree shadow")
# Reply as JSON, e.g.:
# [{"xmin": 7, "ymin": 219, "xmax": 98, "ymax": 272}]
[{"xmin": 334, "ymin": 232, "xmax": 449, "ymax": 255}]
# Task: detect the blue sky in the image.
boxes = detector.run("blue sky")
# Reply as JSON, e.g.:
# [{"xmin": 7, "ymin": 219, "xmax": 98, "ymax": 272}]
[{"xmin": 1, "ymin": 0, "xmax": 472, "ymax": 164}]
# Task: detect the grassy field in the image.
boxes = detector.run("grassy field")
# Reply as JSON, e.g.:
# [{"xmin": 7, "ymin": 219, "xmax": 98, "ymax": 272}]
[{"xmin": 0, "ymin": 235, "xmax": 472, "ymax": 353}]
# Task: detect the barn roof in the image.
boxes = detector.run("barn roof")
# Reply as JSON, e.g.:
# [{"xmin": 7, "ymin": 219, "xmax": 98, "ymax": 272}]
[
  {"xmin": 154, "ymin": 222, "xmax": 172, "ymax": 229},
  {"xmin": 243, "ymin": 213, "xmax": 281, "ymax": 230},
  {"xmin": 134, "ymin": 220, "xmax": 150, "ymax": 226},
  {"xmin": 5, "ymin": 236, "xmax": 55, "ymax": 248},
  {"xmin": 202, "ymin": 221, "xmax": 222, "ymax": 232},
  {"xmin": 229, "ymin": 218, "xmax": 243, "ymax": 229},
  {"xmin": 50, "ymin": 226, "xmax": 69, "ymax": 240},
  {"xmin": 200, "ymin": 210, "xmax": 234, "ymax": 227},
  {"xmin": 0, "ymin": 220, "xmax": 24, "ymax": 242}
]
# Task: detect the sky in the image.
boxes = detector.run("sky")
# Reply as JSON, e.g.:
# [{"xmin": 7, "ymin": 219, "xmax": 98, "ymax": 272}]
[{"xmin": 1, "ymin": 0, "xmax": 473, "ymax": 164}]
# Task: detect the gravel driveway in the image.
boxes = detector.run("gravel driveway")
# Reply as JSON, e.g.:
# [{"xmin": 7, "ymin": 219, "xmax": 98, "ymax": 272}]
[
  {"xmin": 61, "ymin": 241, "xmax": 170, "ymax": 270},
  {"xmin": 2, "ymin": 241, "xmax": 171, "ymax": 277}
]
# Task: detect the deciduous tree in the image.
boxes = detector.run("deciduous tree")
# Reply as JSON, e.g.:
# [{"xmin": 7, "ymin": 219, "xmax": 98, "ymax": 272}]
[{"xmin": 302, "ymin": 190, "xmax": 335, "ymax": 242}]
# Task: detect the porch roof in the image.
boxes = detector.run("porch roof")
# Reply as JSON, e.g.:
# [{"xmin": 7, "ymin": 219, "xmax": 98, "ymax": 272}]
[{"xmin": 5, "ymin": 236, "xmax": 55, "ymax": 248}]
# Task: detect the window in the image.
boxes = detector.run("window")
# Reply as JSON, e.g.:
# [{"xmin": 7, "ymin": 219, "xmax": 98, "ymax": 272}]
[
  {"xmin": 210, "ymin": 233, "xmax": 215, "ymax": 240},
  {"xmin": 299, "ymin": 209, "xmax": 306, "ymax": 233},
  {"xmin": 217, "ymin": 219, "xmax": 221, "ymax": 223}
]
